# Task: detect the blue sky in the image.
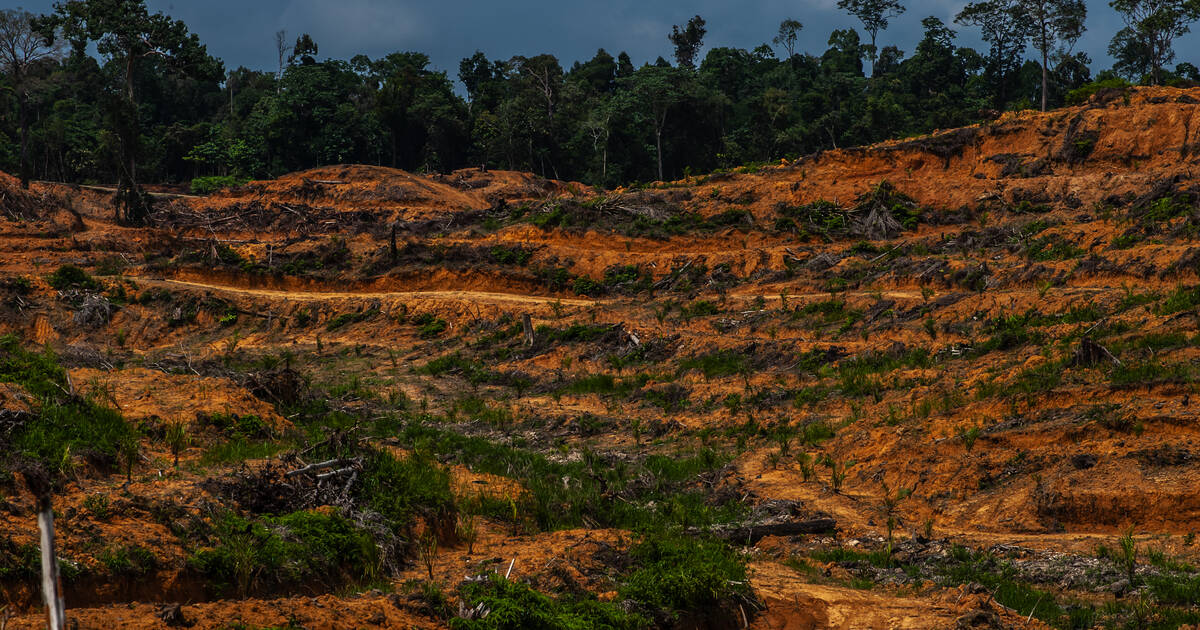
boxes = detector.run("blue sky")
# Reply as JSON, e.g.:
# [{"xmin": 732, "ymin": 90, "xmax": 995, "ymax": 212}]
[{"xmin": 9, "ymin": 1, "xmax": 1200, "ymax": 82}]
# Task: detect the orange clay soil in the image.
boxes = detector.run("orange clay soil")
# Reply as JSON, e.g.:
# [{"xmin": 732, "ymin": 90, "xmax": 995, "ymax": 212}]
[{"xmin": 7, "ymin": 86, "xmax": 1200, "ymax": 628}]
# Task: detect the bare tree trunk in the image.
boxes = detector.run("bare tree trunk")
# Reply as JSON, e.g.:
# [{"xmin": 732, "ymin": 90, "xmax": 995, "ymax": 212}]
[
  {"xmin": 17, "ymin": 90, "xmax": 29, "ymax": 189},
  {"xmin": 37, "ymin": 496, "xmax": 65, "ymax": 630},
  {"xmin": 1041, "ymin": 49, "xmax": 1049, "ymax": 112},
  {"xmin": 125, "ymin": 55, "xmax": 138, "ymax": 186},
  {"xmin": 522, "ymin": 313, "xmax": 534, "ymax": 347},
  {"xmin": 655, "ymin": 128, "xmax": 663, "ymax": 181}
]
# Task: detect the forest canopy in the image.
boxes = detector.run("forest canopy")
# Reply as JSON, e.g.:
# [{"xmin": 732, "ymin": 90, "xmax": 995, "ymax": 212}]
[{"xmin": 1, "ymin": 0, "xmax": 1199, "ymax": 210}]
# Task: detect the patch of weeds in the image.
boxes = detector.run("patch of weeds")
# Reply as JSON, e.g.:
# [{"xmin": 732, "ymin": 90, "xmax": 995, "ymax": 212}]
[
  {"xmin": 935, "ymin": 546, "xmax": 1068, "ymax": 626},
  {"xmin": 99, "ymin": 544, "xmax": 158, "ymax": 576},
  {"xmin": 539, "ymin": 323, "xmax": 611, "ymax": 343},
  {"xmin": 422, "ymin": 354, "xmax": 507, "ymax": 387},
  {"xmin": 0, "ymin": 537, "xmax": 39, "ymax": 579},
  {"xmin": 620, "ymin": 534, "xmax": 751, "ymax": 618},
  {"xmin": 565, "ymin": 373, "xmax": 649, "ymax": 397},
  {"xmin": 1025, "ymin": 235, "xmax": 1085, "ymax": 261},
  {"xmin": 454, "ymin": 396, "xmax": 514, "ymax": 426},
  {"xmin": 680, "ymin": 300, "xmax": 720, "ymax": 319},
  {"xmin": 1109, "ymin": 360, "xmax": 1192, "ymax": 387},
  {"xmin": 326, "ymin": 308, "xmax": 380, "ymax": 331},
  {"xmin": 396, "ymin": 422, "xmax": 737, "ymax": 532},
  {"xmin": 412, "ymin": 313, "xmax": 448, "ymax": 338},
  {"xmin": 451, "ymin": 575, "xmax": 644, "ymax": 630},
  {"xmin": 0, "ymin": 335, "xmax": 135, "ymax": 474},
  {"xmin": 1157, "ymin": 285, "xmax": 1200, "ymax": 316},
  {"xmin": 678, "ymin": 350, "xmax": 747, "ymax": 379},
  {"xmin": 190, "ymin": 510, "xmax": 379, "ymax": 596},
  {"xmin": 489, "ymin": 246, "xmax": 533, "ymax": 266}
]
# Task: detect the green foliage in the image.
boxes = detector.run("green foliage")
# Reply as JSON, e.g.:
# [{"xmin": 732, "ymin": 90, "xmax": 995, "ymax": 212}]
[
  {"xmin": 572, "ymin": 276, "xmax": 605, "ymax": 297},
  {"xmin": 190, "ymin": 175, "xmax": 249, "ymax": 194},
  {"xmin": 451, "ymin": 575, "xmax": 645, "ymax": 630},
  {"xmin": 0, "ymin": 538, "xmax": 40, "ymax": 580},
  {"xmin": 190, "ymin": 510, "xmax": 379, "ymax": 595},
  {"xmin": 489, "ymin": 246, "xmax": 533, "ymax": 266},
  {"xmin": 538, "ymin": 323, "xmax": 612, "ymax": 343},
  {"xmin": 1024, "ymin": 235, "xmax": 1085, "ymax": 261},
  {"xmin": 356, "ymin": 448, "xmax": 455, "ymax": 529},
  {"xmin": 680, "ymin": 300, "xmax": 720, "ymax": 319},
  {"xmin": 2, "ymin": 0, "xmax": 1141, "ymax": 198},
  {"xmin": 396, "ymin": 422, "xmax": 736, "ymax": 532},
  {"xmin": 936, "ymin": 546, "xmax": 1068, "ymax": 626},
  {"xmin": 99, "ymin": 544, "xmax": 158, "ymax": 576},
  {"xmin": 678, "ymin": 350, "xmax": 747, "ymax": 379},
  {"xmin": 326, "ymin": 308, "xmax": 379, "ymax": 331},
  {"xmin": 1066, "ymin": 77, "xmax": 1131, "ymax": 105},
  {"xmin": 0, "ymin": 335, "xmax": 135, "ymax": 474},
  {"xmin": 422, "ymin": 353, "xmax": 508, "ymax": 387},
  {"xmin": 412, "ymin": 313, "xmax": 449, "ymax": 338},
  {"xmin": 47, "ymin": 264, "xmax": 100, "ymax": 291},
  {"xmin": 1157, "ymin": 285, "xmax": 1200, "ymax": 315},
  {"xmin": 620, "ymin": 534, "xmax": 749, "ymax": 614}
]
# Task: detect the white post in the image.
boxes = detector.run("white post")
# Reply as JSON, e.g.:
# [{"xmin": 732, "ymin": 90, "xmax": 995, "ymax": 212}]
[{"xmin": 37, "ymin": 496, "xmax": 65, "ymax": 630}]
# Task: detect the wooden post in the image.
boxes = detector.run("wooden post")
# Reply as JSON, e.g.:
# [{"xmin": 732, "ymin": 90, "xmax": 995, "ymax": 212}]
[
  {"xmin": 522, "ymin": 314, "xmax": 534, "ymax": 347},
  {"xmin": 36, "ymin": 495, "xmax": 65, "ymax": 630}
]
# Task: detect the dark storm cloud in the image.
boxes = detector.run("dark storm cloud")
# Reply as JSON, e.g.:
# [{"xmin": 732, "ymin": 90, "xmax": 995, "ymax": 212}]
[{"xmin": 10, "ymin": 1, "xmax": 1200, "ymax": 82}]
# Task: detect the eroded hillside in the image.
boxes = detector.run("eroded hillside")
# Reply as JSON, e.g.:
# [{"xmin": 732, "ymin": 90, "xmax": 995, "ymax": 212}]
[{"xmin": 4, "ymin": 86, "xmax": 1200, "ymax": 629}]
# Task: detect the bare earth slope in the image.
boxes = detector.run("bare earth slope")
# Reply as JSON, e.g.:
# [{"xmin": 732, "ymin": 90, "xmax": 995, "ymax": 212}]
[{"xmin": 4, "ymin": 86, "xmax": 1200, "ymax": 628}]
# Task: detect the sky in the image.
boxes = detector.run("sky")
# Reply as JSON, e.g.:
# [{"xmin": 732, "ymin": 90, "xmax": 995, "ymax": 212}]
[{"xmin": 8, "ymin": 0, "xmax": 1200, "ymax": 84}]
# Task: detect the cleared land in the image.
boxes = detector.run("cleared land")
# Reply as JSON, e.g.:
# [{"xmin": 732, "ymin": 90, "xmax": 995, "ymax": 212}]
[{"xmin": 4, "ymin": 86, "xmax": 1200, "ymax": 629}]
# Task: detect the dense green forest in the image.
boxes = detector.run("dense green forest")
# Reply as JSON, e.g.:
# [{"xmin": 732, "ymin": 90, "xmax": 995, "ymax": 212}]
[{"xmin": 1, "ymin": 0, "xmax": 1199, "ymax": 216}]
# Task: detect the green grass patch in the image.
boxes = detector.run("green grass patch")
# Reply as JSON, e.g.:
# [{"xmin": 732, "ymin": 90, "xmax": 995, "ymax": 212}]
[{"xmin": 0, "ymin": 335, "xmax": 135, "ymax": 475}]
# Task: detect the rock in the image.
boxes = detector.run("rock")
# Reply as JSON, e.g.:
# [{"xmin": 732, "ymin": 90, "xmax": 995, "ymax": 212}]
[
  {"xmin": 1110, "ymin": 578, "xmax": 1131, "ymax": 597},
  {"xmin": 158, "ymin": 603, "xmax": 193, "ymax": 627}
]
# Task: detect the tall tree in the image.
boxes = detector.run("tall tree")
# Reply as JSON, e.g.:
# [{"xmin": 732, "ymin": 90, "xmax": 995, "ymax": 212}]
[
  {"xmin": 836, "ymin": 0, "xmax": 906, "ymax": 75},
  {"xmin": 0, "ymin": 9, "xmax": 63, "ymax": 188},
  {"xmin": 626, "ymin": 66, "xmax": 691, "ymax": 181},
  {"xmin": 1109, "ymin": 0, "xmax": 1200, "ymax": 84},
  {"xmin": 956, "ymin": 0, "xmax": 1032, "ymax": 109},
  {"xmin": 36, "ymin": 0, "xmax": 222, "ymax": 224},
  {"xmin": 1016, "ymin": 0, "xmax": 1087, "ymax": 111},
  {"xmin": 773, "ymin": 19, "xmax": 803, "ymax": 58},
  {"xmin": 289, "ymin": 33, "xmax": 318, "ymax": 66},
  {"xmin": 669, "ymin": 15, "xmax": 707, "ymax": 70}
]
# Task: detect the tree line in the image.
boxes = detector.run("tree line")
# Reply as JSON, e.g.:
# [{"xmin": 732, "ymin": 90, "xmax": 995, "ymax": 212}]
[{"xmin": 1, "ymin": 0, "xmax": 1199, "ymax": 223}]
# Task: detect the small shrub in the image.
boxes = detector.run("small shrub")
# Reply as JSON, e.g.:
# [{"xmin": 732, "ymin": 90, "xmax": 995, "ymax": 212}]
[
  {"xmin": 412, "ymin": 313, "xmax": 448, "ymax": 338},
  {"xmin": 572, "ymin": 276, "xmax": 604, "ymax": 297},
  {"xmin": 489, "ymin": 246, "xmax": 533, "ymax": 266},
  {"xmin": 47, "ymin": 264, "xmax": 100, "ymax": 291},
  {"xmin": 99, "ymin": 544, "xmax": 158, "ymax": 576}
]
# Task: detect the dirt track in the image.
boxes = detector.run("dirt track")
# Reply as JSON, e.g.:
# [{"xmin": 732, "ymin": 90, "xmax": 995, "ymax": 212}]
[{"xmin": 133, "ymin": 276, "xmax": 599, "ymax": 306}]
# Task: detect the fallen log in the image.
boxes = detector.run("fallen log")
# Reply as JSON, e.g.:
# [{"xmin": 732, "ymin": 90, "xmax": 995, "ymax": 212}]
[
  {"xmin": 700, "ymin": 518, "xmax": 837, "ymax": 543},
  {"xmin": 284, "ymin": 458, "xmax": 356, "ymax": 478}
]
